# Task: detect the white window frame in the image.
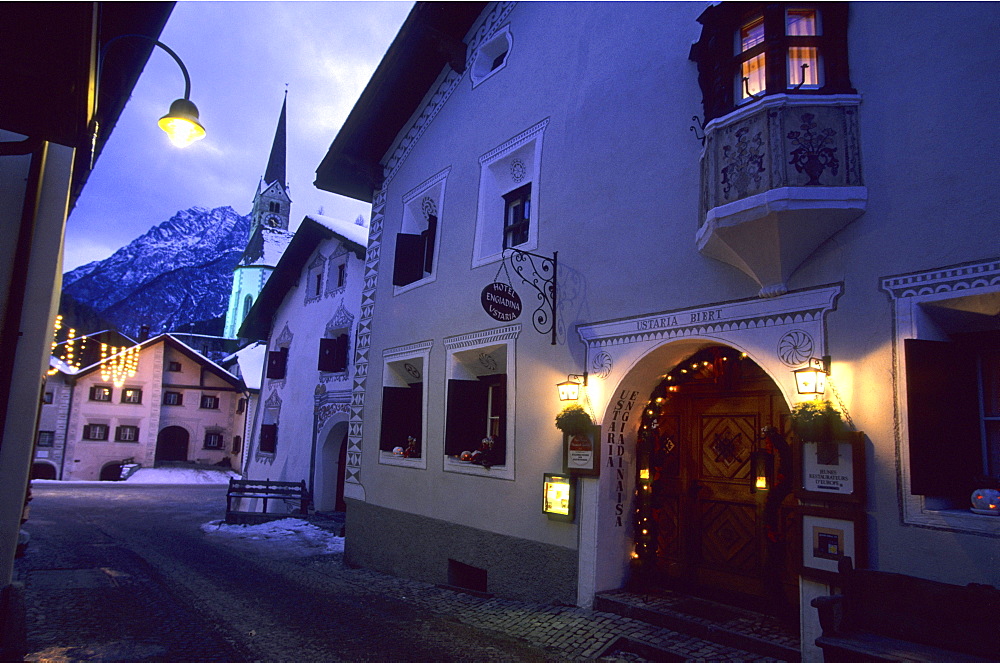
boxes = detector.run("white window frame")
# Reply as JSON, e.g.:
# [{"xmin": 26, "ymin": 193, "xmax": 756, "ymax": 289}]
[
  {"xmin": 470, "ymin": 24, "xmax": 512, "ymax": 88},
  {"xmin": 443, "ymin": 324, "xmax": 520, "ymax": 480},
  {"xmin": 473, "ymin": 120, "xmax": 548, "ymax": 268},
  {"xmin": 393, "ymin": 168, "xmax": 449, "ymax": 295},
  {"xmin": 884, "ymin": 259, "xmax": 1000, "ymax": 536},
  {"xmin": 379, "ymin": 341, "xmax": 432, "ymax": 469}
]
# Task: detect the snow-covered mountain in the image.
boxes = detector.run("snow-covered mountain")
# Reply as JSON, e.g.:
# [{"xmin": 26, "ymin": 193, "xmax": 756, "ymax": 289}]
[{"xmin": 61, "ymin": 206, "xmax": 250, "ymax": 338}]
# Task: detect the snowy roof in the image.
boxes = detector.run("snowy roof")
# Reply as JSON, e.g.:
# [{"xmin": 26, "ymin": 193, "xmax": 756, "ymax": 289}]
[
  {"xmin": 303, "ymin": 214, "xmax": 369, "ymax": 253},
  {"xmin": 259, "ymin": 227, "xmax": 295, "ymax": 266},
  {"xmin": 226, "ymin": 341, "xmax": 267, "ymax": 391}
]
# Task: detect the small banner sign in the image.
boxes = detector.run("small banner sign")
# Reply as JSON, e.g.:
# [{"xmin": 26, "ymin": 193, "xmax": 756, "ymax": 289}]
[{"xmin": 481, "ymin": 282, "xmax": 522, "ymax": 322}]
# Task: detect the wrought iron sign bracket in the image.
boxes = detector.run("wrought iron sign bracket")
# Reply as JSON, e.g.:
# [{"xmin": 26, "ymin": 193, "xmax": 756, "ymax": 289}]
[{"xmin": 504, "ymin": 248, "xmax": 557, "ymax": 345}]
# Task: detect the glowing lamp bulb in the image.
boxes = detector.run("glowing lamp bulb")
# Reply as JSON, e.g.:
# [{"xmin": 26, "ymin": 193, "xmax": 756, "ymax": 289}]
[{"xmin": 158, "ymin": 99, "xmax": 206, "ymax": 147}]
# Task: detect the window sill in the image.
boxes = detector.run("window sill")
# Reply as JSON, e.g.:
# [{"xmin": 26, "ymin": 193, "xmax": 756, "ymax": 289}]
[
  {"xmin": 393, "ymin": 273, "xmax": 436, "ymax": 296},
  {"xmin": 379, "ymin": 451, "xmax": 426, "ymax": 469},
  {"xmin": 444, "ymin": 456, "xmax": 513, "ymax": 480},
  {"xmin": 905, "ymin": 506, "xmax": 1000, "ymax": 537}
]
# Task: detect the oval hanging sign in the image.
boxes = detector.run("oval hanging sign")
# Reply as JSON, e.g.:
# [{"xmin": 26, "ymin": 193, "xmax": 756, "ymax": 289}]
[{"xmin": 481, "ymin": 282, "xmax": 522, "ymax": 322}]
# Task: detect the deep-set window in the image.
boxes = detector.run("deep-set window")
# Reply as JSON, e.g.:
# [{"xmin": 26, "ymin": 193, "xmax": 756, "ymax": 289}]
[
  {"xmin": 905, "ymin": 332, "xmax": 1000, "ymax": 498},
  {"xmin": 266, "ymin": 347, "xmax": 288, "ymax": 379},
  {"xmin": 337, "ymin": 263, "xmax": 347, "ymax": 288},
  {"xmin": 115, "ymin": 425, "xmax": 139, "ymax": 442},
  {"xmin": 232, "ymin": 435, "xmax": 243, "ymax": 455},
  {"xmin": 393, "ymin": 214, "xmax": 437, "ymax": 288},
  {"xmin": 204, "ymin": 432, "xmax": 224, "ymax": 449},
  {"xmin": 42, "ymin": 391, "xmax": 53, "ymax": 405},
  {"xmin": 318, "ymin": 334, "xmax": 349, "ymax": 373},
  {"xmin": 269, "ymin": 201, "xmax": 280, "ymax": 213},
  {"xmin": 380, "ymin": 382, "xmax": 423, "ymax": 455},
  {"xmin": 163, "ymin": 391, "xmax": 183, "ymax": 406},
  {"xmin": 168, "ymin": 361, "xmax": 182, "ymax": 372},
  {"xmin": 259, "ymin": 423, "xmax": 278, "ymax": 454},
  {"xmin": 237, "ymin": 398, "xmax": 246, "ymax": 414},
  {"xmin": 37, "ymin": 431, "xmax": 55, "ymax": 447},
  {"xmin": 445, "ymin": 374, "xmax": 507, "ymax": 462},
  {"xmin": 83, "ymin": 424, "xmax": 109, "ymax": 441},
  {"xmin": 502, "ymin": 184, "xmax": 531, "ymax": 249},
  {"xmin": 121, "ymin": 388, "xmax": 142, "ymax": 404},
  {"xmin": 89, "ymin": 386, "xmax": 112, "ymax": 402},
  {"xmin": 689, "ymin": 2, "xmax": 853, "ymax": 121},
  {"xmin": 200, "ymin": 394, "xmax": 220, "ymax": 410}
]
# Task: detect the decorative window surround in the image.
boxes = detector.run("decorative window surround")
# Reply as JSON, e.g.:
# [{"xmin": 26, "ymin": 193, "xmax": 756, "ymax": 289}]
[
  {"xmin": 882, "ymin": 259, "xmax": 1000, "ymax": 536},
  {"xmin": 305, "ymin": 253, "xmax": 327, "ymax": 304},
  {"xmin": 394, "ymin": 168, "xmax": 449, "ymax": 294},
  {"xmin": 326, "ymin": 246, "xmax": 349, "ymax": 297},
  {"xmin": 379, "ymin": 340, "xmax": 433, "ymax": 470},
  {"xmin": 443, "ymin": 325, "xmax": 520, "ymax": 480},
  {"xmin": 470, "ymin": 23, "xmax": 512, "ymax": 88},
  {"xmin": 473, "ymin": 119, "xmax": 549, "ymax": 267}
]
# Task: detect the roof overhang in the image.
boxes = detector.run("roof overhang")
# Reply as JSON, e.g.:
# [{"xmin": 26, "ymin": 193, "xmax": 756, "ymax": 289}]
[{"xmin": 314, "ymin": 1, "xmax": 486, "ymax": 202}]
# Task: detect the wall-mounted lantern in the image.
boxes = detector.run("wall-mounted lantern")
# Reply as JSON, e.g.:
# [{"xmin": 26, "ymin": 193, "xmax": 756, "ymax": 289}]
[
  {"xmin": 542, "ymin": 473, "xmax": 574, "ymax": 521},
  {"xmin": 793, "ymin": 356, "xmax": 830, "ymax": 395},
  {"xmin": 556, "ymin": 372, "xmax": 587, "ymax": 401},
  {"xmin": 750, "ymin": 449, "xmax": 774, "ymax": 493}
]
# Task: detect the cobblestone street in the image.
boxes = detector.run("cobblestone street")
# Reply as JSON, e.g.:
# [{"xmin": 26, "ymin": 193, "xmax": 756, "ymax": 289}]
[{"xmin": 15, "ymin": 483, "xmax": 788, "ymax": 661}]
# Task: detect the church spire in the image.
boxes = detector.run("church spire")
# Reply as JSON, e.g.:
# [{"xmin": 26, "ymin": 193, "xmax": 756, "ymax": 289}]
[{"xmin": 263, "ymin": 91, "xmax": 287, "ymax": 188}]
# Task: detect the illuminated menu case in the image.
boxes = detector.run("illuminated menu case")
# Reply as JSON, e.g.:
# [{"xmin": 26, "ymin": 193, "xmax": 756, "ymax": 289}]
[{"xmin": 543, "ymin": 473, "xmax": 574, "ymax": 522}]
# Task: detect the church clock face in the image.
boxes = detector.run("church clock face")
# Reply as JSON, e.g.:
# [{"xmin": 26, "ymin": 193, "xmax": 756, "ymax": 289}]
[{"xmin": 265, "ymin": 215, "xmax": 280, "ymax": 228}]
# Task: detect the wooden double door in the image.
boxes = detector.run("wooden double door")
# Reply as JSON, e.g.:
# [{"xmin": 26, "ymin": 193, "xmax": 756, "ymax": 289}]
[{"xmin": 649, "ymin": 354, "xmax": 795, "ymax": 609}]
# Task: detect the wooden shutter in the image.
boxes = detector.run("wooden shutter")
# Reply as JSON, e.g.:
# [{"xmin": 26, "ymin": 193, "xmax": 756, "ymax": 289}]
[
  {"xmin": 380, "ymin": 384, "xmax": 423, "ymax": 451},
  {"xmin": 320, "ymin": 334, "xmax": 349, "ymax": 372},
  {"xmin": 393, "ymin": 233, "xmax": 424, "ymax": 286},
  {"xmin": 905, "ymin": 339, "xmax": 981, "ymax": 496},
  {"xmin": 445, "ymin": 379, "xmax": 488, "ymax": 456},
  {"xmin": 266, "ymin": 348, "xmax": 287, "ymax": 379}
]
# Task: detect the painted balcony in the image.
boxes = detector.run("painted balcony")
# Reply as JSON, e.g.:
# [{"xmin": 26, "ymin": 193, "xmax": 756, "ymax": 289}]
[{"xmin": 696, "ymin": 95, "xmax": 867, "ymax": 297}]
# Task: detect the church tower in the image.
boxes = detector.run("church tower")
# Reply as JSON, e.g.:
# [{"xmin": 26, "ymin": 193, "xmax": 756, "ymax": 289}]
[{"xmin": 224, "ymin": 94, "xmax": 294, "ymax": 339}]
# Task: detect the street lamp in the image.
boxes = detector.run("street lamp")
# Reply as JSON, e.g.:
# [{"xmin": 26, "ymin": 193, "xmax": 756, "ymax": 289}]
[{"xmin": 100, "ymin": 34, "xmax": 206, "ymax": 147}]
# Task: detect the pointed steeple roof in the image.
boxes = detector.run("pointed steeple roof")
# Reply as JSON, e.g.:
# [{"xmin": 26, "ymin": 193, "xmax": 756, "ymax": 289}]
[{"xmin": 263, "ymin": 92, "xmax": 287, "ymax": 188}]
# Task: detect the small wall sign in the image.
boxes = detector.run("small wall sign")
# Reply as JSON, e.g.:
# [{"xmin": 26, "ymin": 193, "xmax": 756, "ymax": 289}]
[
  {"xmin": 795, "ymin": 431, "xmax": 865, "ymax": 504},
  {"xmin": 481, "ymin": 282, "xmax": 522, "ymax": 322},
  {"xmin": 543, "ymin": 473, "xmax": 574, "ymax": 522},
  {"xmin": 563, "ymin": 425, "xmax": 601, "ymax": 477}
]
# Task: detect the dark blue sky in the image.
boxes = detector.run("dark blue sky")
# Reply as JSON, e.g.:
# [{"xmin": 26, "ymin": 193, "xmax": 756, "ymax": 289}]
[{"xmin": 64, "ymin": 1, "xmax": 413, "ymax": 272}]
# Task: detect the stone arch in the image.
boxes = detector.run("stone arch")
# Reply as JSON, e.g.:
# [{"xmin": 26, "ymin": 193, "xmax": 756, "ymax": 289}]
[
  {"xmin": 155, "ymin": 425, "xmax": 190, "ymax": 463},
  {"xmin": 99, "ymin": 462, "xmax": 123, "ymax": 481},
  {"xmin": 31, "ymin": 462, "xmax": 57, "ymax": 480},
  {"xmin": 587, "ymin": 336, "xmax": 797, "ymax": 605},
  {"xmin": 314, "ymin": 417, "xmax": 349, "ymax": 512}
]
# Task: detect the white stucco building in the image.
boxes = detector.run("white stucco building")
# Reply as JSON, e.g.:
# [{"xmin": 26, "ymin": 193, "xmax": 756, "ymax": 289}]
[
  {"xmin": 240, "ymin": 214, "xmax": 369, "ymax": 513},
  {"xmin": 308, "ymin": 2, "xmax": 998, "ymax": 659}
]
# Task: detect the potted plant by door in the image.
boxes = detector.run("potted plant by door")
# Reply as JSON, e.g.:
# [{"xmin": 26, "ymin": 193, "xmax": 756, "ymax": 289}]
[{"xmin": 790, "ymin": 400, "xmax": 847, "ymax": 443}]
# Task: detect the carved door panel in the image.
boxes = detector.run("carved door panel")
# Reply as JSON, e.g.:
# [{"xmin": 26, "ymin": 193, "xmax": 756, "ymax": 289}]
[
  {"xmin": 651, "ymin": 374, "xmax": 788, "ymax": 604},
  {"xmin": 689, "ymin": 401, "xmax": 765, "ymax": 597}
]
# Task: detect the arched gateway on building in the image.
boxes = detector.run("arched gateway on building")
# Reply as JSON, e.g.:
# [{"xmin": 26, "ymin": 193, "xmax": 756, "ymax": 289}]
[
  {"xmin": 631, "ymin": 345, "xmax": 796, "ymax": 613},
  {"xmin": 577, "ymin": 285, "xmax": 841, "ymax": 616},
  {"xmin": 155, "ymin": 426, "xmax": 189, "ymax": 463}
]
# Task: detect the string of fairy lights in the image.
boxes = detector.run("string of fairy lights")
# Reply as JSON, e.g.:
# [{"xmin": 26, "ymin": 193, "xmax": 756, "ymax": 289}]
[{"xmin": 47, "ymin": 314, "xmax": 140, "ymax": 387}]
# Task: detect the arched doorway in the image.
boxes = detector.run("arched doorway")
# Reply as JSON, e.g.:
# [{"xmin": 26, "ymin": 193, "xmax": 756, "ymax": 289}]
[
  {"xmin": 315, "ymin": 421, "xmax": 348, "ymax": 512},
  {"xmin": 99, "ymin": 462, "xmax": 123, "ymax": 481},
  {"xmin": 31, "ymin": 463, "xmax": 57, "ymax": 480},
  {"xmin": 633, "ymin": 345, "xmax": 796, "ymax": 615},
  {"xmin": 155, "ymin": 426, "xmax": 189, "ymax": 463}
]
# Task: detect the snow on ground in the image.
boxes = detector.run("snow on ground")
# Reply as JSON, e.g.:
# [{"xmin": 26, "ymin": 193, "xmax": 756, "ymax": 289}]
[
  {"xmin": 200, "ymin": 518, "xmax": 345, "ymax": 556},
  {"xmin": 124, "ymin": 467, "xmax": 238, "ymax": 484}
]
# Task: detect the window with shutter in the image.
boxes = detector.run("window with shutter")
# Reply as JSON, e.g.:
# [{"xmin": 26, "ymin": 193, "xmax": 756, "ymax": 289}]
[
  {"xmin": 445, "ymin": 375, "xmax": 507, "ymax": 460},
  {"xmin": 380, "ymin": 383, "xmax": 423, "ymax": 454},
  {"xmin": 318, "ymin": 334, "xmax": 349, "ymax": 373},
  {"xmin": 266, "ymin": 347, "xmax": 288, "ymax": 379},
  {"xmin": 905, "ymin": 337, "xmax": 994, "ymax": 497},
  {"xmin": 260, "ymin": 423, "xmax": 277, "ymax": 454},
  {"xmin": 89, "ymin": 386, "xmax": 112, "ymax": 401}
]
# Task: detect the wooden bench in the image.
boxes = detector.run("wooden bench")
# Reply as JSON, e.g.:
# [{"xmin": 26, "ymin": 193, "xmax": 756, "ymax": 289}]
[
  {"xmin": 225, "ymin": 478, "xmax": 311, "ymax": 525},
  {"xmin": 811, "ymin": 557, "xmax": 1000, "ymax": 662}
]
